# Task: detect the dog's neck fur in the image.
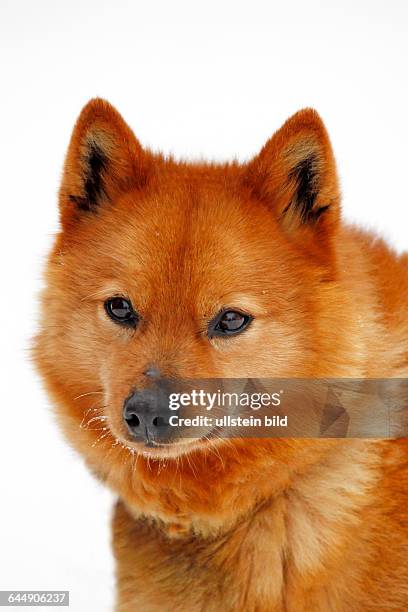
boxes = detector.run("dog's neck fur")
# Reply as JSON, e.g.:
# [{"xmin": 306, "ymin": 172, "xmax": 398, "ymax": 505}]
[{"xmin": 112, "ymin": 440, "xmax": 383, "ymax": 611}]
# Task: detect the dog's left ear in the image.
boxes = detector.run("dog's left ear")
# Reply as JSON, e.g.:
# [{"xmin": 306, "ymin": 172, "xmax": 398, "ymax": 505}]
[{"xmin": 245, "ymin": 109, "xmax": 340, "ymax": 243}]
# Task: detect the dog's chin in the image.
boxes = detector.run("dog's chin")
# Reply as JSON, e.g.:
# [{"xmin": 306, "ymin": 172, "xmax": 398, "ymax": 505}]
[
  {"xmin": 126, "ymin": 437, "xmax": 206, "ymax": 458},
  {"xmin": 115, "ymin": 429, "xmax": 222, "ymax": 459}
]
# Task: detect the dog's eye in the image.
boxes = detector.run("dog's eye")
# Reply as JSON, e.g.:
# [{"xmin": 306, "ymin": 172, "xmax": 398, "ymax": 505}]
[
  {"xmin": 104, "ymin": 297, "xmax": 139, "ymax": 327},
  {"xmin": 208, "ymin": 309, "xmax": 252, "ymax": 338}
]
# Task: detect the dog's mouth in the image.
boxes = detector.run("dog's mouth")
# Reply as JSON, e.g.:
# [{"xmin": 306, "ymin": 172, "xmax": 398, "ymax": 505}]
[{"xmin": 120, "ymin": 425, "xmax": 224, "ymax": 458}]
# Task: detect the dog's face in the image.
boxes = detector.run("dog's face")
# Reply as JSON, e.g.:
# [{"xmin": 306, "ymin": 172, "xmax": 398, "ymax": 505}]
[{"xmin": 35, "ymin": 100, "xmax": 340, "ymax": 462}]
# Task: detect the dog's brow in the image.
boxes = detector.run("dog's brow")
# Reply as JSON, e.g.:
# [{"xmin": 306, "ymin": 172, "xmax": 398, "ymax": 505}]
[
  {"xmin": 80, "ymin": 284, "xmax": 129, "ymax": 301},
  {"xmin": 218, "ymin": 294, "xmax": 268, "ymax": 315}
]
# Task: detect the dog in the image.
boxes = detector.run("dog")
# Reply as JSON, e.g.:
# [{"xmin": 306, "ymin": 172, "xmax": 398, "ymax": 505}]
[{"xmin": 34, "ymin": 99, "xmax": 408, "ymax": 611}]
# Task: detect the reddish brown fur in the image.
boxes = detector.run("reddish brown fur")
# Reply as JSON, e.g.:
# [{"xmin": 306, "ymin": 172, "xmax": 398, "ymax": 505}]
[{"xmin": 34, "ymin": 99, "xmax": 408, "ymax": 611}]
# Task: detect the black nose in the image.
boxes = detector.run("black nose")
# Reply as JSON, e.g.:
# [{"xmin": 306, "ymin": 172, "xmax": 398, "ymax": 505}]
[{"xmin": 123, "ymin": 388, "xmax": 171, "ymax": 444}]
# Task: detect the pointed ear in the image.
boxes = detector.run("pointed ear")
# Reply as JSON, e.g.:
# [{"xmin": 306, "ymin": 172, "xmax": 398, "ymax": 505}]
[
  {"xmin": 59, "ymin": 98, "xmax": 149, "ymax": 225},
  {"xmin": 245, "ymin": 109, "xmax": 340, "ymax": 241}
]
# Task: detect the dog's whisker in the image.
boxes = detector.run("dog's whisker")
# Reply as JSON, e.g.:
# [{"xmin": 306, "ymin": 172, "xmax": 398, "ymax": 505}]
[
  {"xmin": 86, "ymin": 415, "xmax": 109, "ymax": 426},
  {"xmin": 212, "ymin": 433, "xmax": 239, "ymax": 457},
  {"xmin": 80, "ymin": 404, "xmax": 109, "ymax": 430},
  {"xmin": 91, "ymin": 430, "xmax": 111, "ymax": 448},
  {"xmin": 130, "ymin": 448, "xmax": 139, "ymax": 473},
  {"xmin": 185, "ymin": 453, "xmax": 199, "ymax": 479},
  {"xmin": 157, "ymin": 458, "xmax": 166, "ymax": 474},
  {"xmin": 203, "ymin": 435, "xmax": 226, "ymax": 470},
  {"xmin": 202, "ymin": 439, "xmax": 221, "ymax": 464},
  {"xmin": 74, "ymin": 391, "xmax": 104, "ymax": 401}
]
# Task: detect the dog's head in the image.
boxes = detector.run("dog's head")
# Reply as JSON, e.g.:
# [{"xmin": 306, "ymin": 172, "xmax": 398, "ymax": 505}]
[{"xmin": 35, "ymin": 100, "xmax": 342, "ymax": 512}]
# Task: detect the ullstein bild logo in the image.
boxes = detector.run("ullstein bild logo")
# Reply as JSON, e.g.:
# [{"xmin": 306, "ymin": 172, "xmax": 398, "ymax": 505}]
[{"xmin": 148, "ymin": 378, "xmax": 408, "ymax": 439}]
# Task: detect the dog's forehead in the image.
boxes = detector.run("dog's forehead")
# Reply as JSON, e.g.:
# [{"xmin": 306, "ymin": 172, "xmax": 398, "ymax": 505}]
[
  {"xmin": 81, "ymin": 180, "xmax": 291, "ymax": 312},
  {"xmin": 110, "ymin": 184, "xmax": 266, "ymax": 272}
]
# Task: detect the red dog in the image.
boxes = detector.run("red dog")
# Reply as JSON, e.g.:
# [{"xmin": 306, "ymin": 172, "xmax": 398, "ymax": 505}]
[{"xmin": 35, "ymin": 99, "xmax": 408, "ymax": 611}]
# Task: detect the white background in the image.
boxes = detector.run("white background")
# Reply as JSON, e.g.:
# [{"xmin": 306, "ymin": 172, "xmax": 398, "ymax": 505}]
[{"xmin": 1, "ymin": 1, "xmax": 407, "ymax": 611}]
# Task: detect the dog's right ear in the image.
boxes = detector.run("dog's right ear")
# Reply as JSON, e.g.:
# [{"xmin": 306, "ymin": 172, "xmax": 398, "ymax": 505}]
[
  {"xmin": 244, "ymin": 109, "xmax": 340, "ymax": 253},
  {"xmin": 59, "ymin": 99, "xmax": 149, "ymax": 227}
]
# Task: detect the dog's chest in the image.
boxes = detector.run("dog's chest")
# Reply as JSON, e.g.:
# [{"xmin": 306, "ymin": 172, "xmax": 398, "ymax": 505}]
[{"xmin": 113, "ymin": 503, "xmax": 287, "ymax": 611}]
